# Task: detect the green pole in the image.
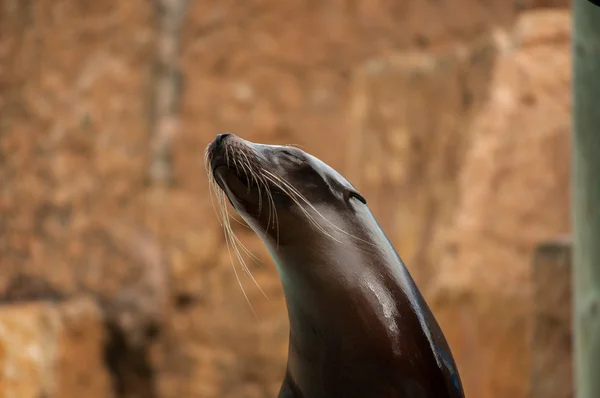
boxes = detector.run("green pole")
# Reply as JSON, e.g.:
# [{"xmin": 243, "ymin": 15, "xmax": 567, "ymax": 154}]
[{"xmin": 572, "ymin": 1, "xmax": 600, "ymax": 397}]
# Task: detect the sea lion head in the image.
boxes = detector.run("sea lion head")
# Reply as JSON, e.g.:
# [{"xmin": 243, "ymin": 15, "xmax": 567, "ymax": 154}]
[
  {"xmin": 205, "ymin": 133, "xmax": 369, "ymax": 247},
  {"xmin": 205, "ymin": 133, "xmax": 465, "ymax": 398}
]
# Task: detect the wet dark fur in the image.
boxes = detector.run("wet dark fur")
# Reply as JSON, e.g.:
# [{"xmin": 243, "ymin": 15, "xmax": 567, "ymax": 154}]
[{"xmin": 206, "ymin": 133, "xmax": 465, "ymax": 398}]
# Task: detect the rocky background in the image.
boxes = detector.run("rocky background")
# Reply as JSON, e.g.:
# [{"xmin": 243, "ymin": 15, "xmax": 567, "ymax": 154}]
[{"xmin": 0, "ymin": 0, "xmax": 572, "ymax": 397}]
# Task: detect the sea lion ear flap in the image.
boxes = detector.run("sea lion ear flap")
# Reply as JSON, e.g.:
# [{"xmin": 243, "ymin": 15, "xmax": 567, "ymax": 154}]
[{"xmin": 346, "ymin": 190, "xmax": 367, "ymax": 205}]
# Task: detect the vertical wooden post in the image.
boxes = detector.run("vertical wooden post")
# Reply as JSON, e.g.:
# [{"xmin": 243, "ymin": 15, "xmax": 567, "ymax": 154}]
[{"xmin": 572, "ymin": 1, "xmax": 600, "ymax": 397}]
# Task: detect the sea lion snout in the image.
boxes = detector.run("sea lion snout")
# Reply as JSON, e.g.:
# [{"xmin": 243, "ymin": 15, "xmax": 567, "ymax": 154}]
[
  {"xmin": 208, "ymin": 133, "xmax": 240, "ymax": 173},
  {"xmin": 214, "ymin": 132, "xmax": 232, "ymax": 148}
]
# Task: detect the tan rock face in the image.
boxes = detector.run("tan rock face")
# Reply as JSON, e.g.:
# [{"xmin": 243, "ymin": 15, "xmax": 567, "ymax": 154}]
[
  {"xmin": 0, "ymin": 298, "xmax": 113, "ymax": 398},
  {"xmin": 1, "ymin": 1, "xmax": 571, "ymax": 398},
  {"xmin": 0, "ymin": 0, "xmax": 155, "ymax": 292},
  {"xmin": 431, "ymin": 10, "xmax": 571, "ymax": 398},
  {"xmin": 346, "ymin": 36, "xmax": 498, "ymax": 287}
]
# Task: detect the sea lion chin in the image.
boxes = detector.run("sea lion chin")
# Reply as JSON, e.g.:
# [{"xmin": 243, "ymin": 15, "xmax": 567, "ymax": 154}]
[{"xmin": 205, "ymin": 133, "xmax": 465, "ymax": 398}]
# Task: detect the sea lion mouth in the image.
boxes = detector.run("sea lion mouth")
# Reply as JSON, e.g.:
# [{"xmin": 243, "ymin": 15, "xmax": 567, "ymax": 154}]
[
  {"xmin": 211, "ymin": 163, "xmax": 245, "ymax": 184},
  {"xmin": 212, "ymin": 162, "xmax": 287, "ymax": 202},
  {"xmin": 211, "ymin": 161, "xmax": 252, "ymax": 194},
  {"xmin": 211, "ymin": 164, "xmax": 231, "ymax": 192},
  {"xmin": 211, "ymin": 162, "xmax": 226, "ymax": 176},
  {"xmin": 209, "ymin": 142, "xmax": 252, "ymax": 193},
  {"xmin": 206, "ymin": 138, "xmax": 287, "ymax": 207}
]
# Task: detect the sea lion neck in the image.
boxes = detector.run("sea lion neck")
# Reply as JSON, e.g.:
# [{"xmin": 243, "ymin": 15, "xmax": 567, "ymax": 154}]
[
  {"xmin": 265, "ymin": 218, "xmax": 454, "ymax": 398},
  {"xmin": 263, "ymin": 212, "xmax": 422, "ymax": 353}
]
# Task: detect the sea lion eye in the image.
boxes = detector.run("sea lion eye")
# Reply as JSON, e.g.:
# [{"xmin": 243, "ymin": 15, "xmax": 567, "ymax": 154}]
[
  {"xmin": 281, "ymin": 149, "xmax": 303, "ymax": 163},
  {"xmin": 348, "ymin": 191, "xmax": 367, "ymax": 205}
]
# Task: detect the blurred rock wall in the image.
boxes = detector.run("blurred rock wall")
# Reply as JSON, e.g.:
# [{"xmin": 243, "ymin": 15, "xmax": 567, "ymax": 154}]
[{"xmin": 0, "ymin": 0, "xmax": 571, "ymax": 397}]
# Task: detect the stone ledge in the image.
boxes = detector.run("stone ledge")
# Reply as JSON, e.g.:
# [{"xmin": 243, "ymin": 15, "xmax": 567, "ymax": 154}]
[
  {"xmin": 0, "ymin": 296, "xmax": 113, "ymax": 398},
  {"xmin": 531, "ymin": 237, "xmax": 573, "ymax": 398}
]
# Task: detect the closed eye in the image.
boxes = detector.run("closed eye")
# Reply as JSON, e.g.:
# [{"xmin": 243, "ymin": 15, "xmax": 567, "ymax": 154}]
[{"xmin": 281, "ymin": 149, "xmax": 304, "ymax": 162}]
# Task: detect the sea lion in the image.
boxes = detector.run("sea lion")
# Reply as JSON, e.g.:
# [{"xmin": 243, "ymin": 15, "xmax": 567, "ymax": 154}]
[{"xmin": 205, "ymin": 133, "xmax": 464, "ymax": 398}]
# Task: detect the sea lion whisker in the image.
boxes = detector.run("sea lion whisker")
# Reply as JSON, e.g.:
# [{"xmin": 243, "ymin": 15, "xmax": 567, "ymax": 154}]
[
  {"xmin": 223, "ymin": 226, "xmax": 258, "ymax": 318},
  {"xmin": 227, "ymin": 225, "xmax": 269, "ymax": 299},
  {"xmin": 241, "ymin": 161, "xmax": 274, "ymax": 237},
  {"xmin": 226, "ymin": 216, "xmax": 262, "ymax": 282},
  {"xmin": 236, "ymin": 157, "xmax": 252, "ymax": 195},
  {"xmin": 206, "ymin": 146, "xmax": 263, "ymax": 264},
  {"xmin": 213, "ymin": 177, "xmax": 267, "ymax": 296},
  {"xmin": 269, "ymin": 188, "xmax": 329, "ymax": 238},
  {"xmin": 229, "ymin": 213, "xmax": 252, "ymax": 227},
  {"xmin": 236, "ymin": 150, "xmax": 264, "ymax": 219},
  {"xmin": 219, "ymin": 189, "xmax": 263, "ymax": 270},
  {"xmin": 263, "ymin": 171, "xmax": 373, "ymax": 247},
  {"xmin": 267, "ymin": 178, "xmax": 280, "ymax": 246},
  {"xmin": 225, "ymin": 216, "xmax": 264, "ymax": 265},
  {"xmin": 228, "ymin": 232, "xmax": 268, "ymax": 300},
  {"xmin": 209, "ymin": 183, "xmax": 223, "ymax": 226},
  {"xmin": 225, "ymin": 144, "xmax": 231, "ymax": 168},
  {"xmin": 211, "ymin": 173, "xmax": 247, "ymax": 227},
  {"xmin": 204, "ymin": 149, "xmax": 225, "ymax": 227},
  {"xmin": 259, "ymin": 173, "xmax": 280, "ymax": 246},
  {"xmin": 234, "ymin": 149, "xmax": 267, "ymax": 221},
  {"xmin": 214, "ymin": 188, "xmax": 256, "ymax": 315},
  {"xmin": 262, "ymin": 175, "xmax": 275, "ymax": 237},
  {"xmin": 263, "ymin": 170, "xmax": 375, "ymax": 247},
  {"xmin": 240, "ymin": 147, "xmax": 271, "ymax": 221},
  {"xmin": 218, "ymin": 190, "xmax": 267, "ymax": 310},
  {"xmin": 232, "ymin": 234, "xmax": 264, "ymax": 266},
  {"xmin": 206, "ymin": 161, "xmax": 249, "ymax": 228},
  {"xmin": 239, "ymin": 152, "xmax": 259, "ymax": 197},
  {"xmin": 261, "ymin": 173, "xmax": 341, "ymax": 243},
  {"xmin": 253, "ymin": 173, "xmax": 277, "ymax": 243},
  {"xmin": 241, "ymin": 152, "xmax": 264, "ymax": 213},
  {"xmin": 253, "ymin": 169, "xmax": 340, "ymax": 246},
  {"xmin": 260, "ymin": 171, "xmax": 332, "ymax": 230},
  {"xmin": 206, "ymin": 145, "xmax": 248, "ymax": 228},
  {"xmin": 232, "ymin": 153, "xmax": 241, "ymax": 177},
  {"xmin": 249, "ymin": 163, "xmax": 264, "ymax": 216},
  {"xmin": 241, "ymin": 159, "xmax": 254, "ymax": 194}
]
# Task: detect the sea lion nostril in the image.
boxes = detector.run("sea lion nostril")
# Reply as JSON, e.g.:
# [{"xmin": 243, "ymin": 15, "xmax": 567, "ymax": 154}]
[{"xmin": 215, "ymin": 133, "xmax": 231, "ymax": 148}]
